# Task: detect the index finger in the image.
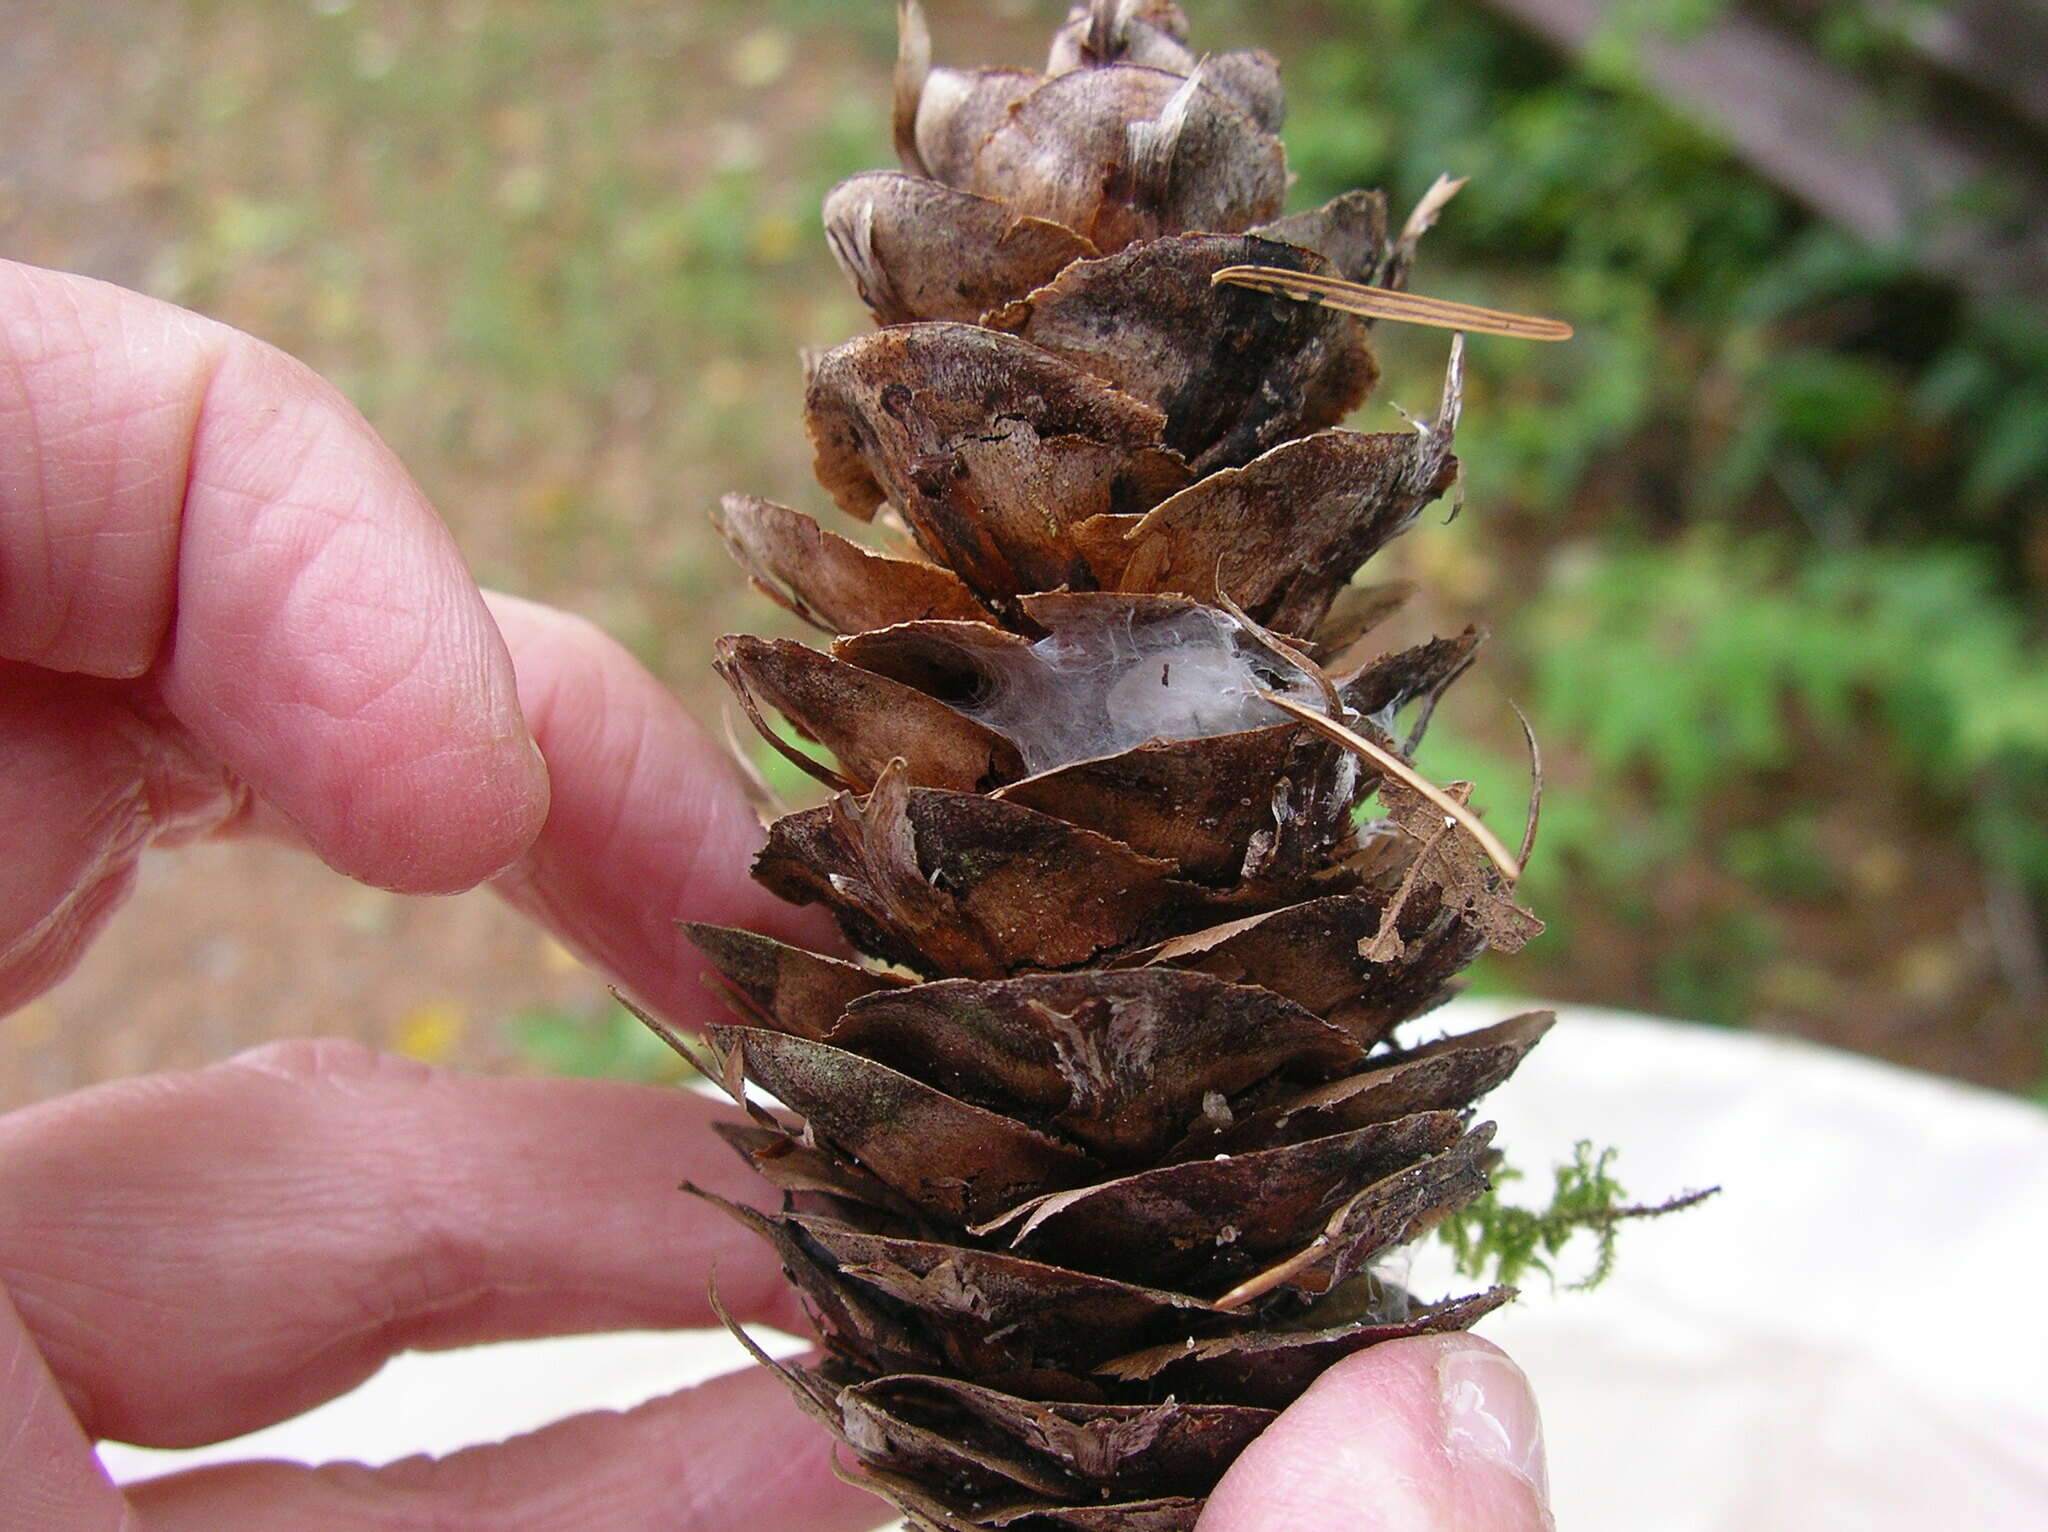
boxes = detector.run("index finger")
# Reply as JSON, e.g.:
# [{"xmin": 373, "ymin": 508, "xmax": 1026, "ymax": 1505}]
[
  {"xmin": 0, "ymin": 259, "xmax": 547, "ymax": 893},
  {"xmin": 0, "ymin": 1040, "xmax": 808, "ymax": 1449}
]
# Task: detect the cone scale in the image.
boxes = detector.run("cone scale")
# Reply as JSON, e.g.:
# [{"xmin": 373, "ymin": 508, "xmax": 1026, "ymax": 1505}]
[{"xmin": 678, "ymin": 4, "xmax": 1552, "ymax": 1526}]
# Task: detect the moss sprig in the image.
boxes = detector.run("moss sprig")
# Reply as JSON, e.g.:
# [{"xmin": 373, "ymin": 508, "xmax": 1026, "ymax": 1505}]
[{"xmin": 1438, "ymin": 1140, "xmax": 1717, "ymax": 1291}]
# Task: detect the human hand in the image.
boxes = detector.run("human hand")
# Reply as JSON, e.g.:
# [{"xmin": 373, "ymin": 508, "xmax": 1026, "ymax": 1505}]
[
  {"xmin": 0, "ymin": 256, "xmax": 819, "ymax": 1020},
  {"xmin": 0, "ymin": 253, "xmax": 873, "ymax": 1527},
  {"xmin": 0, "ymin": 1043, "xmax": 888, "ymax": 1529},
  {"xmin": 0, "ymin": 259, "xmax": 1552, "ymax": 1529}
]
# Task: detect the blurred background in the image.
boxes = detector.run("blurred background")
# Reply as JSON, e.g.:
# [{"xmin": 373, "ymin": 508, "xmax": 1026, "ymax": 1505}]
[{"xmin": 3, "ymin": 0, "xmax": 2043, "ymax": 1110}]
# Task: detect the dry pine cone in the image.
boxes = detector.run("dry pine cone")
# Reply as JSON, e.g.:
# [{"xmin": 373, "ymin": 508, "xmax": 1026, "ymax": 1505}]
[{"xmin": 669, "ymin": 3, "xmax": 1552, "ymax": 1526}]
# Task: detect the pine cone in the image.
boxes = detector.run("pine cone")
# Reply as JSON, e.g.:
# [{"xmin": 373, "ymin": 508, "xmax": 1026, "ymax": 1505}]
[{"xmin": 676, "ymin": 4, "xmax": 1550, "ymax": 1526}]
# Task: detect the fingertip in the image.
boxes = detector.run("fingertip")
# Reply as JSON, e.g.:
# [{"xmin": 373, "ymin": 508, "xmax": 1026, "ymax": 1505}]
[
  {"xmin": 159, "ymin": 334, "xmax": 552, "ymax": 893},
  {"xmin": 0, "ymin": 262, "xmax": 550, "ymax": 895},
  {"xmin": 1197, "ymin": 1334, "xmax": 1552, "ymax": 1532},
  {"xmin": 326, "ymin": 566, "xmax": 555, "ymax": 893},
  {"xmin": 1435, "ymin": 1335, "xmax": 1551, "ymax": 1514},
  {"xmin": 309, "ymin": 717, "xmax": 553, "ymax": 896},
  {"xmin": 247, "ymin": 709, "xmax": 552, "ymax": 897}
]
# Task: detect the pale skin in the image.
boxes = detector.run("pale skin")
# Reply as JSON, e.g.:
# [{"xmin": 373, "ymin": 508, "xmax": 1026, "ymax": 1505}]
[{"xmin": 0, "ymin": 258, "xmax": 1554, "ymax": 1531}]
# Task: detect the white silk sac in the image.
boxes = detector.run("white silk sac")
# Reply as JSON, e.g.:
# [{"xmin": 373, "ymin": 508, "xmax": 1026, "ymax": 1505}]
[{"xmin": 954, "ymin": 604, "xmax": 1326, "ymax": 776}]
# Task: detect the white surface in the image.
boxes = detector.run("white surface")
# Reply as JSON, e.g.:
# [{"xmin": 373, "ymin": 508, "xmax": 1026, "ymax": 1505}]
[
  {"xmin": 1418, "ymin": 1001, "xmax": 2048, "ymax": 1531},
  {"xmin": 97, "ymin": 1327, "xmax": 793, "ymax": 1486},
  {"xmin": 101, "ymin": 1004, "xmax": 2048, "ymax": 1529}
]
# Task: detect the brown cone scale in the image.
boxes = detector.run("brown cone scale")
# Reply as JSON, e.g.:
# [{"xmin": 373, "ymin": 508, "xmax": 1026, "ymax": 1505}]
[{"xmin": 675, "ymin": 5, "xmax": 1548, "ymax": 1527}]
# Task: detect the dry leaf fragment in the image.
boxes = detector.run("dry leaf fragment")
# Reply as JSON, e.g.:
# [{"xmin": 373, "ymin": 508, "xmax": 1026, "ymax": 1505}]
[
  {"xmin": 681, "ymin": 922, "xmax": 908, "ymax": 1041},
  {"xmin": 832, "ymin": 967, "xmax": 1361, "ymax": 1162},
  {"xmin": 713, "ymin": 1025, "xmax": 1102, "ymax": 1223},
  {"xmin": 825, "ymin": 172, "xmax": 1098, "ymax": 326},
  {"xmin": 713, "ymin": 492, "xmax": 992, "ymax": 634},
  {"xmin": 1212, "ymin": 265, "xmax": 1572, "ymax": 341},
  {"xmin": 968, "ymin": 66, "xmax": 1286, "ymax": 252},
  {"xmin": 991, "ymin": 233, "xmax": 1374, "ymax": 473}
]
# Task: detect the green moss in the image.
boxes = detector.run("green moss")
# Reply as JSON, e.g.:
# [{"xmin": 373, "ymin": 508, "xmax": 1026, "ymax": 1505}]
[{"xmin": 1437, "ymin": 1140, "xmax": 1715, "ymax": 1290}]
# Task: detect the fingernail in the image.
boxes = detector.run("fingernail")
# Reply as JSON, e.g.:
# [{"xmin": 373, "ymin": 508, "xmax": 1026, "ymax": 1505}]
[{"xmin": 1437, "ymin": 1339, "xmax": 1550, "ymax": 1504}]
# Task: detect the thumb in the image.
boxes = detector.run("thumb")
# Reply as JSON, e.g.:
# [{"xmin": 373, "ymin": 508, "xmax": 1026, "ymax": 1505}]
[{"xmin": 1197, "ymin": 1334, "xmax": 1553, "ymax": 1532}]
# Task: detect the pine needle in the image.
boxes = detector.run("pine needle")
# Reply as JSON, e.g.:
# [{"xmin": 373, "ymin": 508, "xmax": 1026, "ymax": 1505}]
[
  {"xmin": 1213, "ymin": 266, "xmax": 1574, "ymax": 341},
  {"xmin": 1512, "ymin": 700, "xmax": 1543, "ymax": 867},
  {"xmin": 1258, "ymin": 690, "xmax": 1524, "ymax": 881}
]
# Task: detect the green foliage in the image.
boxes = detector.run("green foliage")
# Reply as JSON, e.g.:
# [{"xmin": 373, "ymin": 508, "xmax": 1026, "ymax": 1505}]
[
  {"xmin": 1438, "ymin": 1141, "xmax": 1711, "ymax": 1289},
  {"xmin": 1719, "ymin": 815, "xmax": 1838, "ymax": 900},
  {"xmin": 1421, "ymin": 529, "xmax": 2047, "ymax": 1018},
  {"xmin": 1525, "ymin": 536, "xmax": 2048, "ymax": 872},
  {"xmin": 507, "ymin": 1001, "xmax": 695, "ymax": 1084},
  {"xmin": 1653, "ymin": 908, "xmax": 1783, "ymax": 1025},
  {"xmin": 1294, "ymin": 0, "xmax": 2047, "ymax": 549}
]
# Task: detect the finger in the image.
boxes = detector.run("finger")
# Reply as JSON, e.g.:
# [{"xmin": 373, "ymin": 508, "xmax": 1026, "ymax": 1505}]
[
  {"xmin": 483, "ymin": 591, "xmax": 842, "ymax": 1023},
  {"xmin": 125, "ymin": 1364, "xmax": 885, "ymax": 1532},
  {"xmin": 0, "ymin": 669, "xmax": 243, "ymax": 1012},
  {"xmin": 0, "ymin": 260, "xmax": 210, "ymax": 677},
  {"xmin": 0, "ymin": 1039, "xmax": 806, "ymax": 1450},
  {"xmin": 0, "ymin": 1284, "xmax": 131, "ymax": 1532},
  {"xmin": 1196, "ymin": 1334, "xmax": 1552, "ymax": 1532},
  {"xmin": 0, "ymin": 260, "xmax": 547, "ymax": 893}
]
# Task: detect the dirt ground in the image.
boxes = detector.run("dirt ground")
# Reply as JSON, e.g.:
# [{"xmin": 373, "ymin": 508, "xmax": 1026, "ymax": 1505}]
[{"xmin": 1, "ymin": 843, "xmax": 607, "ymax": 1111}]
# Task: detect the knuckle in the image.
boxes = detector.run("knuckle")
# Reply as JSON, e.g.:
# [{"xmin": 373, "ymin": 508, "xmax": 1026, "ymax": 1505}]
[{"xmin": 222, "ymin": 1037, "xmax": 436, "ymax": 1096}]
